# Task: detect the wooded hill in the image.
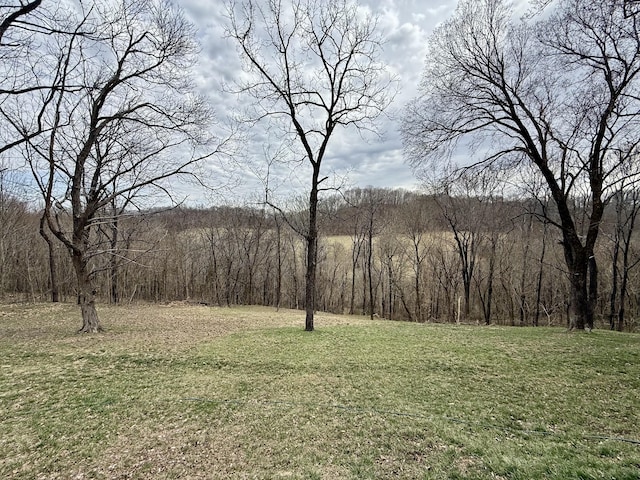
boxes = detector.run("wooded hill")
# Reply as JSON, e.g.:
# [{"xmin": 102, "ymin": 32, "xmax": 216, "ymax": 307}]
[{"xmin": 1, "ymin": 187, "xmax": 638, "ymax": 331}]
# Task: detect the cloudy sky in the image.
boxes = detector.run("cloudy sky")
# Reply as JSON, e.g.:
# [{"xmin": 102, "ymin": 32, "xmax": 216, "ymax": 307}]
[{"xmin": 177, "ymin": 0, "xmax": 459, "ymax": 203}]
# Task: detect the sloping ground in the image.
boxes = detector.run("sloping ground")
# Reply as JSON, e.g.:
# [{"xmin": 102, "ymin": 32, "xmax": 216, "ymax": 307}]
[{"xmin": 1, "ymin": 302, "xmax": 639, "ymax": 479}]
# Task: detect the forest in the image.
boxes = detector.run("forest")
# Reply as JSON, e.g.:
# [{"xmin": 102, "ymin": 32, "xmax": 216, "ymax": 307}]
[
  {"xmin": 1, "ymin": 181, "xmax": 639, "ymax": 331},
  {"xmin": 2, "ymin": 0, "xmax": 640, "ymax": 332}
]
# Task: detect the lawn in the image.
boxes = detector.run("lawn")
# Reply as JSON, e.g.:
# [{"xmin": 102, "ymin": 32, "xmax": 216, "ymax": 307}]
[{"xmin": 0, "ymin": 302, "xmax": 639, "ymax": 479}]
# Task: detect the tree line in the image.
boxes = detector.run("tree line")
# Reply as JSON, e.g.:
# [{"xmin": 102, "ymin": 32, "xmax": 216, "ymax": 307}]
[{"xmin": 1, "ymin": 182, "xmax": 638, "ymax": 331}]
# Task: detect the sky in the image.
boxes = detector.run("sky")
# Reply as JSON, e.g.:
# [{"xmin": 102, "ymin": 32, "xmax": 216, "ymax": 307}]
[{"xmin": 176, "ymin": 0, "xmax": 459, "ymax": 204}]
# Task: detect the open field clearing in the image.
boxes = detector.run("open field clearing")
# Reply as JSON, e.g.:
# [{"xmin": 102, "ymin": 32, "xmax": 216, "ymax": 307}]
[{"xmin": 1, "ymin": 302, "xmax": 639, "ymax": 479}]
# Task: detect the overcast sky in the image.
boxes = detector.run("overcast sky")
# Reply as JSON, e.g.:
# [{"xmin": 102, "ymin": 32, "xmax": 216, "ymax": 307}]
[{"xmin": 177, "ymin": 0, "xmax": 458, "ymax": 204}]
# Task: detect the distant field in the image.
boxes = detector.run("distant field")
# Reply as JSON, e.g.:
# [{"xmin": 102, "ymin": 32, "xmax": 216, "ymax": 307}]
[{"xmin": 1, "ymin": 302, "xmax": 639, "ymax": 479}]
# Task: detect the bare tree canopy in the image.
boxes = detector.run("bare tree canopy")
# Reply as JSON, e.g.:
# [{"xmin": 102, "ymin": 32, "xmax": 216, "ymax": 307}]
[
  {"xmin": 7, "ymin": 0, "xmax": 222, "ymax": 332},
  {"xmin": 226, "ymin": 0, "xmax": 397, "ymax": 331},
  {"xmin": 402, "ymin": 0, "xmax": 640, "ymax": 330}
]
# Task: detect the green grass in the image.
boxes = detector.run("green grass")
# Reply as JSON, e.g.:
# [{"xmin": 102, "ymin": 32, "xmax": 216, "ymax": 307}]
[{"xmin": 1, "ymin": 302, "xmax": 639, "ymax": 479}]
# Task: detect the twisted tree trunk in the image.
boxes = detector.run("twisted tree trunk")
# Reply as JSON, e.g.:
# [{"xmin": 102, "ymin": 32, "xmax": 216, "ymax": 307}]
[{"xmin": 72, "ymin": 252, "xmax": 101, "ymax": 333}]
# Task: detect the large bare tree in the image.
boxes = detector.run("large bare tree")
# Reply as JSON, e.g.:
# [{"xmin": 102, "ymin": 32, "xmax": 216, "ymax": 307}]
[
  {"xmin": 19, "ymin": 0, "xmax": 220, "ymax": 332},
  {"xmin": 226, "ymin": 0, "xmax": 396, "ymax": 331},
  {"xmin": 403, "ymin": 0, "xmax": 640, "ymax": 330}
]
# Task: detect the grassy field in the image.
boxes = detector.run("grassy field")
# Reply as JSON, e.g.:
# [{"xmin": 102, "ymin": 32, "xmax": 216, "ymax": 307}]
[{"xmin": 1, "ymin": 302, "xmax": 639, "ymax": 479}]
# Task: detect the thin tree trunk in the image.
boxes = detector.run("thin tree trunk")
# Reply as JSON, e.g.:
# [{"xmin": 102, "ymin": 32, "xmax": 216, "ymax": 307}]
[
  {"xmin": 534, "ymin": 222, "xmax": 548, "ymax": 327},
  {"xmin": 519, "ymin": 215, "xmax": 533, "ymax": 326},
  {"xmin": 224, "ymin": 260, "xmax": 233, "ymax": 307},
  {"xmin": 350, "ymin": 257, "xmax": 357, "ymax": 314},
  {"xmin": 304, "ymin": 235, "xmax": 316, "ymax": 330},
  {"xmin": 618, "ymin": 229, "xmax": 634, "ymax": 332},
  {"xmin": 210, "ymin": 240, "xmax": 221, "ymax": 306},
  {"xmin": 0, "ymin": 229, "xmax": 4, "ymax": 294},
  {"xmin": 291, "ymin": 236, "xmax": 299, "ymax": 309},
  {"xmin": 304, "ymin": 174, "xmax": 319, "ymax": 332},
  {"xmin": 328, "ymin": 263, "xmax": 339, "ymax": 313},
  {"xmin": 588, "ymin": 255, "xmax": 598, "ymax": 327},
  {"xmin": 617, "ymin": 270, "xmax": 627, "ymax": 332},
  {"xmin": 617, "ymin": 193, "xmax": 639, "ymax": 332},
  {"xmin": 275, "ymin": 214, "xmax": 282, "ymax": 311},
  {"xmin": 484, "ymin": 239, "xmax": 496, "ymax": 325},
  {"xmin": 367, "ymin": 224, "xmax": 374, "ymax": 319},
  {"xmin": 109, "ymin": 216, "xmax": 119, "ymax": 304},
  {"xmin": 387, "ymin": 258, "xmax": 393, "ymax": 320},
  {"xmin": 413, "ymin": 241, "xmax": 423, "ymax": 322},
  {"xmin": 349, "ymin": 235, "xmax": 362, "ymax": 315},
  {"xmin": 463, "ymin": 274, "xmax": 471, "ymax": 319},
  {"xmin": 361, "ymin": 252, "xmax": 367, "ymax": 315},
  {"xmin": 39, "ymin": 214, "xmax": 59, "ymax": 303}
]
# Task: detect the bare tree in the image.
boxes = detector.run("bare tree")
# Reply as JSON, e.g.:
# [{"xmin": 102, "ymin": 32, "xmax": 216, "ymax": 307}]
[
  {"xmin": 429, "ymin": 235, "xmax": 460, "ymax": 322},
  {"xmin": 95, "ymin": 193, "xmax": 164, "ymax": 305},
  {"xmin": 403, "ymin": 0, "xmax": 640, "ymax": 330},
  {"xmin": 434, "ymin": 172, "xmax": 503, "ymax": 322},
  {"xmin": 0, "ymin": 165, "xmax": 28, "ymax": 296},
  {"xmin": 359, "ymin": 188, "xmax": 388, "ymax": 319},
  {"xmin": 399, "ymin": 197, "xmax": 432, "ymax": 322},
  {"xmin": 2, "ymin": 1, "xmax": 78, "ymax": 304},
  {"xmin": 608, "ymin": 182, "xmax": 640, "ymax": 331},
  {"xmin": 346, "ymin": 198, "xmax": 367, "ymax": 315},
  {"xmin": 20, "ymin": 0, "xmax": 220, "ymax": 332},
  {"xmin": 226, "ymin": 0, "xmax": 396, "ymax": 331}
]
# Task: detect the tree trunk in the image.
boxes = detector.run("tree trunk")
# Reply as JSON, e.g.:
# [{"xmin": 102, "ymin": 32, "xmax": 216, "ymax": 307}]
[
  {"xmin": 78, "ymin": 289, "xmax": 100, "ymax": 333},
  {"xmin": 304, "ymin": 175, "xmax": 319, "ymax": 332},
  {"xmin": 109, "ymin": 216, "xmax": 119, "ymax": 304},
  {"xmin": 210, "ymin": 240, "xmax": 221, "ymax": 306},
  {"xmin": 561, "ymin": 228, "xmax": 595, "ymax": 331},
  {"xmin": 70, "ymin": 228, "xmax": 101, "ymax": 331},
  {"xmin": 361, "ymin": 253, "xmax": 367, "ymax": 315},
  {"xmin": 349, "ymin": 235, "xmax": 362, "ymax": 315},
  {"xmin": 519, "ymin": 216, "xmax": 532, "ymax": 326},
  {"xmin": 569, "ymin": 272, "xmax": 589, "ymax": 330},
  {"xmin": 367, "ymin": 216, "xmax": 375, "ymax": 320},
  {"xmin": 304, "ymin": 237, "xmax": 316, "ymax": 331},
  {"xmin": 413, "ymin": 242, "xmax": 423, "ymax": 322},
  {"xmin": 387, "ymin": 259, "xmax": 393, "ymax": 320},
  {"xmin": 73, "ymin": 254, "xmax": 101, "ymax": 333},
  {"xmin": 484, "ymin": 239, "xmax": 496, "ymax": 325},
  {"xmin": 616, "ymin": 193, "xmax": 639, "ymax": 332},
  {"xmin": 275, "ymin": 214, "xmax": 282, "ymax": 311},
  {"xmin": 462, "ymin": 273, "xmax": 471, "ymax": 320},
  {"xmin": 39, "ymin": 215, "xmax": 59, "ymax": 302},
  {"xmin": 290, "ymin": 236, "xmax": 299, "ymax": 310},
  {"xmin": 617, "ymin": 243, "xmax": 632, "ymax": 332},
  {"xmin": 350, "ymin": 257, "xmax": 357, "ymax": 315},
  {"xmin": 534, "ymin": 222, "xmax": 548, "ymax": 327},
  {"xmin": 566, "ymin": 258, "xmax": 592, "ymax": 331},
  {"xmin": 588, "ymin": 255, "xmax": 598, "ymax": 326}
]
